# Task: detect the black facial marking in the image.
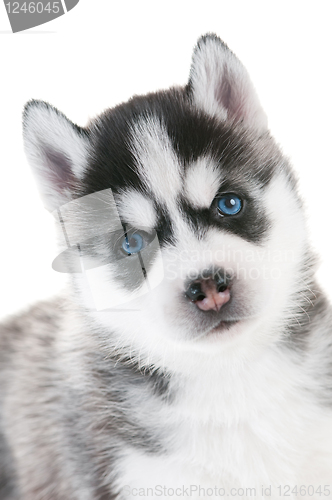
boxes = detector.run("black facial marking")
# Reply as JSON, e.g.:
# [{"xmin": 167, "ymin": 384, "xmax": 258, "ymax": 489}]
[
  {"xmin": 155, "ymin": 206, "xmax": 176, "ymax": 247},
  {"xmin": 178, "ymin": 190, "xmax": 270, "ymax": 244},
  {"xmin": 78, "ymin": 87, "xmax": 291, "ymax": 250},
  {"xmin": 81, "ymin": 88, "xmax": 281, "ymax": 196}
]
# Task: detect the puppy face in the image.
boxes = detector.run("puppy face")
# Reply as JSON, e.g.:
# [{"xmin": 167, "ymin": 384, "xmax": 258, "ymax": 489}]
[{"xmin": 23, "ymin": 35, "xmax": 310, "ymax": 365}]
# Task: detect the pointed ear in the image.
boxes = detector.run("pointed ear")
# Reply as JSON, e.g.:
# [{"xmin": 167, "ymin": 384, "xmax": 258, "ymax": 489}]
[
  {"xmin": 23, "ymin": 100, "xmax": 90, "ymax": 212},
  {"xmin": 188, "ymin": 34, "xmax": 268, "ymax": 132}
]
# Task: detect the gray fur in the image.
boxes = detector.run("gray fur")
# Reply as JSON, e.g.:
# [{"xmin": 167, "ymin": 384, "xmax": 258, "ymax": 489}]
[{"xmin": 0, "ymin": 297, "xmax": 172, "ymax": 499}]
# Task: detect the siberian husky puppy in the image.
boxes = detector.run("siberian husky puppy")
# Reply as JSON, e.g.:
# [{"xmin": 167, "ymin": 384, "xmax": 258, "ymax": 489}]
[{"xmin": 1, "ymin": 34, "xmax": 332, "ymax": 500}]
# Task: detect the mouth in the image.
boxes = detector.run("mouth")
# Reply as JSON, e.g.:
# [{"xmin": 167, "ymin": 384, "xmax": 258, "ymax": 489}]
[
  {"xmin": 191, "ymin": 317, "xmax": 242, "ymax": 345},
  {"xmin": 208, "ymin": 318, "xmax": 239, "ymax": 333}
]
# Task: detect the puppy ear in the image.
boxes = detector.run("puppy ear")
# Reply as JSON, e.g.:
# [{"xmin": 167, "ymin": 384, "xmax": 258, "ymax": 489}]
[
  {"xmin": 23, "ymin": 100, "xmax": 90, "ymax": 212},
  {"xmin": 188, "ymin": 34, "xmax": 268, "ymax": 132}
]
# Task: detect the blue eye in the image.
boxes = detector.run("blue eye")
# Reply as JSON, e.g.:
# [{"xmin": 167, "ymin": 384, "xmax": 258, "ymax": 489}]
[
  {"xmin": 122, "ymin": 233, "xmax": 144, "ymax": 255},
  {"xmin": 217, "ymin": 194, "xmax": 242, "ymax": 216}
]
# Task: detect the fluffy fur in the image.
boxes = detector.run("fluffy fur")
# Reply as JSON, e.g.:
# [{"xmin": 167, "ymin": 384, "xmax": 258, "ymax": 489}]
[{"xmin": 1, "ymin": 34, "xmax": 332, "ymax": 500}]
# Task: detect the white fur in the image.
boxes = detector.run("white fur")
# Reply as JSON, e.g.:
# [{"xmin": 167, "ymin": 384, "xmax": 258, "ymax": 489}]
[
  {"xmin": 82, "ymin": 171, "xmax": 308, "ymax": 365},
  {"xmin": 184, "ymin": 157, "xmax": 223, "ymax": 208},
  {"xmin": 115, "ymin": 189, "xmax": 157, "ymax": 229},
  {"xmin": 113, "ymin": 355, "xmax": 332, "ymax": 499}
]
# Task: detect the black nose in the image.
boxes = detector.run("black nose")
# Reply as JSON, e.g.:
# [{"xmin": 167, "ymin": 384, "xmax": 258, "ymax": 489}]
[
  {"xmin": 185, "ymin": 281, "xmax": 207, "ymax": 302},
  {"xmin": 185, "ymin": 270, "xmax": 231, "ymax": 312}
]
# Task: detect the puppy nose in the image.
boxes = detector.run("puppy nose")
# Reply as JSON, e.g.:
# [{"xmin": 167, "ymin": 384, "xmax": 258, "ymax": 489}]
[{"xmin": 185, "ymin": 273, "xmax": 231, "ymax": 312}]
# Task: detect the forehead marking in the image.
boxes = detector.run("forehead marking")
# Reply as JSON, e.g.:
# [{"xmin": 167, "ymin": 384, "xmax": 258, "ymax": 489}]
[
  {"xmin": 129, "ymin": 116, "xmax": 182, "ymax": 205},
  {"xmin": 129, "ymin": 116, "xmax": 218, "ymax": 243},
  {"xmin": 115, "ymin": 189, "xmax": 157, "ymax": 229},
  {"xmin": 184, "ymin": 157, "xmax": 223, "ymax": 209}
]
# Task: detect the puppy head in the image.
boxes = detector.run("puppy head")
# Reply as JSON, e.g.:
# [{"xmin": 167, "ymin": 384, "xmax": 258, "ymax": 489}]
[{"xmin": 23, "ymin": 35, "xmax": 311, "ymax": 367}]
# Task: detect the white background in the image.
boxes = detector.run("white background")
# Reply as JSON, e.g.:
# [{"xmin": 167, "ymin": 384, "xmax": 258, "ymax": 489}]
[{"xmin": 0, "ymin": 1, "xmax": 331, "ymax": 319}]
